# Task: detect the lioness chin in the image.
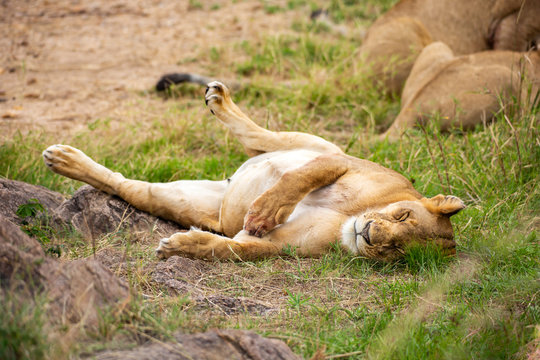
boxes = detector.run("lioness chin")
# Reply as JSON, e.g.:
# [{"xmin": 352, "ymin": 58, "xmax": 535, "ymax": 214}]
[{"xmin": 43, "ymin": 82, "xmax": 465, "ymax": 262}]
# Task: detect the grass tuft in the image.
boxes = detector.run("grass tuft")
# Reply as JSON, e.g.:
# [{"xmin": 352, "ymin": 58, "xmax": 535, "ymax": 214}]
[{"xmin": 0, "ymin": 0, "xmax": 538, "ymax": 358}]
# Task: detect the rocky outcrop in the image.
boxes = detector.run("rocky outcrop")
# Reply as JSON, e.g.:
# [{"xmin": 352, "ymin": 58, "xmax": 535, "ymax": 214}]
[
  {"xmin": 44, "ymin": 257, "xmax": 130, "ymax": 325},
  {"xmin": 152, "ymin": 255, "xmax": 211, "ymax": 296},
  {"xmin": 0, "ymin": 178, "xmax": 64, "ymax": 225},
  {"xmin": 0, "ymin": 179, "xmax": 297, "ymax": 358},
  {"xmin": 52, "ymin": 185, "xmax": 184, "ymax": 239},
  {"xmin": 0, "ymin": 179, "xmax": 184, "ymax": 240},
  {"xmin": 96, "ymin": 329, "xmax": 300, "ymax": 360},
  {"xmin": 0, "ymin": 215, "xmax": 130, "ymax": 327},
  {"xmin": 152, "ymin": 256, "xmax": 276, "ymax": 315},
  {"xmin": 0, "ymin": 215, "xmax": 46, "ymax": 290}
]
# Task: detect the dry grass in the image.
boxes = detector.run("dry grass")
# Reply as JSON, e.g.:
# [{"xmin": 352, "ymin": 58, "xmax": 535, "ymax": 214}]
[{"xmin": 1, "ymin": 0, "xmax": 539, "ymax": 359}]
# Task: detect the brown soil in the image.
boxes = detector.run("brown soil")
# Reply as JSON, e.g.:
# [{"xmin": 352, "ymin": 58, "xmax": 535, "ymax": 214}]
[{"xmin": 0, "ymin": 0, "xmax": 300, "ymax": 140}]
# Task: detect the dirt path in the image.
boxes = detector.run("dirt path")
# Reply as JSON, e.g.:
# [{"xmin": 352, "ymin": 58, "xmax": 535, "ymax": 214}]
[{"xmin": 0, "ymin": 0, "xmax": 300, "ymax": 140}]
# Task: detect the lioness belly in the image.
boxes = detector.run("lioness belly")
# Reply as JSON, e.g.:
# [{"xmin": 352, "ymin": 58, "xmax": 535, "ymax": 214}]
[{"xmin": 219, "ymin": 150, "xmax": 321, "ymax": 236}]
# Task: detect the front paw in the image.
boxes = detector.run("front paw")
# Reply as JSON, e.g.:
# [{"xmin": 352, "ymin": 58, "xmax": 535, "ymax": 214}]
[
  {"xmin": 244, "ymin": 210, "xmax": 277, "ymax": 238},
  {"xmin": 155, "ymin": 237, "xmax": 172, "ymax": 259},
  {"xmin": 155, "ymin": 234, "xmax": 189, "ymax": 259}
]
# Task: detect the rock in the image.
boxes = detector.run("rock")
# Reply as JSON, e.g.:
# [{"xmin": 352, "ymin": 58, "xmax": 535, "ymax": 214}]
[
  {"xmin": 0, "ymin": 178, "xmax": 183, "ymax": 240},
  {"xmin": 0, "ymin": 178, "xmax": 64, "ymax": 225},
  {"xmin": 152, "ymin": 255, "xmax": 210, "ymax": 295},
  {"xmin": 95, "ymin": 329, "xmax": 300, "ymax": 360},
  {"xmin": 196, "ymin": 295, "xmax": 275, "ymax": 316},
  {"xmin": 0, "ymin": 215, "xmax": 130, "ymax": 328},
  {"xmin": 93, "ymin": 247, "xmax": 126, "ymax": 271},
  {"xmin": 52, "ymin": 185, "xmax": 184, "ymax": 240},
  {"xmin": 0, "ymin": 210, "xmax": 44, "ymax": 258},
  {"xmin": 44, "ymin": 257, "xmax": 130, "ymax": 325},
  {"xmin": 152, "ymin": 256, "xmax": 275, "ymax": 315},
  {"xmin": 0, "ymin": 216, "xmax": 46, "ymax": 290}
]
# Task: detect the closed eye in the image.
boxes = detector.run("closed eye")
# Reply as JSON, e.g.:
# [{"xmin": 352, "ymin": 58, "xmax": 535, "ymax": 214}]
[{"xmin": 395, "ymin": 211, "xmax": 410, "ymax": 222}]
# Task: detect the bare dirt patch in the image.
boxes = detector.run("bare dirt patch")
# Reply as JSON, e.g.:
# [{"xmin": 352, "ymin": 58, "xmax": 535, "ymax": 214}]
[{"xmin": 0, "ymin": 0, "xmax": 301, "ymax": 140}]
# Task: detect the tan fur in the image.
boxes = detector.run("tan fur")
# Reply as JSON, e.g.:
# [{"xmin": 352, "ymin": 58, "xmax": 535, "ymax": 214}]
[
  {"xmin": 362, "ymin": 0, "xmax": 540, "ymax": 94},
  {"xmin": 382, "ymin": 44, "xmax": 540, "ymax": 139},
  {"xmin": 43, "ymin": 82, "xmax": 465, "ymax": 262}
]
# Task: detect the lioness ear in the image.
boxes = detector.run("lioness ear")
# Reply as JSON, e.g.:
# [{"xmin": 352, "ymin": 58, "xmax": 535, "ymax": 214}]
[{"xmin": 422, "ymin": 195, "xmax": 465, "ymax": 216}]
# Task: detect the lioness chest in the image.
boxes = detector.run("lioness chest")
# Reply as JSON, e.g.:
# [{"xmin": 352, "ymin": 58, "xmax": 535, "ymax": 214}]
[
  {"xmin": 219, "ymin": 150, "xmax": 319, "ymax": 235},
  {"xmin": 218, "ymin": 150, "xmax": 415, "ymax": 237}
]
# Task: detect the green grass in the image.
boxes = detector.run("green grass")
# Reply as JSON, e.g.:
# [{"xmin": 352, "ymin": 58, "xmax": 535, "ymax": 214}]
[
  {"xmin": 1, "ymin": 0, "xmax": 539, "ymax": 358},
  {"xmin": 0, "ymin": 292, "xmax": 49, "ymax": 360}
]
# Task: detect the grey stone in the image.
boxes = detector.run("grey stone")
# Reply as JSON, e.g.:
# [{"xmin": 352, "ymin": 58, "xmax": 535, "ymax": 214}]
[
  {"xmin": 0, "ymin": 215, "xmax": 130, "ymax": 328},
  {"xmin": 0, "ymin": 178, "xmax": 64, "ymax": 225},
  {"xmin": 52, "ymin": 185, "xmax": 184, "ymax": 240},
  {"xmin": 96, "ymin": 329, "xmax": 300, "ymax": 360}
]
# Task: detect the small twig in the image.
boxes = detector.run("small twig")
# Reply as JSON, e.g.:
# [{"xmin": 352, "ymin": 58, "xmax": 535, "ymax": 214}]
[
  {"xmin": 418, "ymin": 122, "xmax": 445, "ymax": 190},
  {"xmin": 488, "ymin": 123, "xmax": 507, "ymax": 180},
  {"xmin": 503, "ymin": 114, "xmax": 523, "ymax": 181},
  {"xmin": 326, "ymin": 350, "xmax": 364, "ymax": 359},
  {"xmin": 515, "ymin": 0, "xmax": 526, "ymax": 24}
]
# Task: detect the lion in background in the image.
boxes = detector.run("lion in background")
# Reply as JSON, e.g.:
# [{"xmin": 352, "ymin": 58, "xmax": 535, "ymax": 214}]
[
  {"xmin": 381, "ymin": 44, "xmax": 539, "ymax": 138},
  {"xmin": 362, "ymin": 0, "xmax": 540, "ymax": 138},
  {"xmin": 362, "ymin": 0, "xmax": 540, "ymax": 94}
]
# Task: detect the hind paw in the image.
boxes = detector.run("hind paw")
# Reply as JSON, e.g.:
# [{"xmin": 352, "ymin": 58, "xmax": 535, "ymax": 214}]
[
  {"xmin": 205, "ymin": 81, "xmax": 231, "ymax": 114},
  {"xmin": 42, "ymin": 144, "xmax": 90, "ymax": 177}
]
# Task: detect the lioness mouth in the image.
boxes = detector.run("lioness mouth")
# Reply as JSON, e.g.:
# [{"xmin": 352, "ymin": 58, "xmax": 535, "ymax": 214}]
[{"xmin": 355, "ymin": 220, "xmax": 373, "ymax": 246}]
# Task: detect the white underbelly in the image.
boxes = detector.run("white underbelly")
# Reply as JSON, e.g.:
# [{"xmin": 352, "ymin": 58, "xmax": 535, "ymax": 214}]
[{"xmin": 219, "ymin": 149, "xmax": 321, "ymax": 236}]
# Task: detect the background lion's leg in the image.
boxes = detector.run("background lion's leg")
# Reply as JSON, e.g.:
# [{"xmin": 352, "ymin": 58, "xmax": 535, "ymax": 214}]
[
  {"xmin": 43, "ymin": 144, "xmax": 225, "ymax": 232},
  {"xmin": 205, "ymin": 81, "xmax": 343, "ymax": 156},
  {"xmin": 155, "ymin": 228, "xmax": 280, "ymax": 260}
]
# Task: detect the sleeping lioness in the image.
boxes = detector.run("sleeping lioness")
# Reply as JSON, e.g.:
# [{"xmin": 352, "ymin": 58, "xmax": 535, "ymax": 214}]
[
  {"xmin": 362, "ymin": 0, "xmax": 540, "ymax": 94},
  {"xmin": 42, "ymin": 82, "xmax": 465, "ymax": 261},
  {"xmin": 382, "ymin": 44, "xmax": 540, "ymax": 139},
  {"xmin": 362, "ymin": 0, "xmax": 540, "ymax": 138}
]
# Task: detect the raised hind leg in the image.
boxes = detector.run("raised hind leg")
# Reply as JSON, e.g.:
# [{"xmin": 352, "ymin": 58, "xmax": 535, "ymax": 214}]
[
  {"xmin": 205, "ymin": 81, "xmax": 343, "ymax": 156},
  {"xmin": 42, "ymin": 144, "xmax": 225, "ymax": 232}
]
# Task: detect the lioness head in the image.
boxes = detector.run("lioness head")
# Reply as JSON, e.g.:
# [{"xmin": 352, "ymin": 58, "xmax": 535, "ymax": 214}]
[{"xmin": 341, "ymin": 195, "xmax": 465, "ymax": 260}]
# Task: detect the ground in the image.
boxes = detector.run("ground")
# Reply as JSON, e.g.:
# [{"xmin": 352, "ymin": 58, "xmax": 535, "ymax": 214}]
[
  {"xmin": 0, "ymin": 0, "xmax": 303, "ymax": 138},
  {"xmin": 1, "ymin": 0, "xmax": 538, "ymax": 359}
]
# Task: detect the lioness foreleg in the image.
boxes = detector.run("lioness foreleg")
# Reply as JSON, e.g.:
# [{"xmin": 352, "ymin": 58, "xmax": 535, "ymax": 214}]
[
  {"xmin": 244, "ymin": 154, "xmax": 351, "ymax": 236},
  {"xmin": 156, "ymin": 206, "xmax": 347, "ymax": 260},
  {"xmin": 155, "ymin": 228, "xmax": 280, "ymax": 261}
]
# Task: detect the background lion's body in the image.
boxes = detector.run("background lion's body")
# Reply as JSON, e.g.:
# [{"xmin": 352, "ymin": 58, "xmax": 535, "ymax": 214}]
[
  {"xmin": 362, "ymin": 0, "xmax": 540, "ymax": 94},
  {"xmin": 362, "ymin": 0, "xmax": 540, "ymax": 137}
]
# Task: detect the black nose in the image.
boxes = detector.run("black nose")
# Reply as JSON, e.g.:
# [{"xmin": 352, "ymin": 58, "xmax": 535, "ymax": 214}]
[{"xmin": 360, "ymin": 221, "xmax": 373, "ymax": 245}]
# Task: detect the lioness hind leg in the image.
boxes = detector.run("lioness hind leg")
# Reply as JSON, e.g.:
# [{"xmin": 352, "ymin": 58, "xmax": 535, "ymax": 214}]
[
  {"xmin": 43, "ymin": 144, "xmax": 225, "ymax": 232},
  {"xmin": 43, "ymin": 144, "xmax": 123, "ymax": 194},
  {"xmin": 205, "ymin": 81, "xmax": 342, "ymax": 156},
  {"xmin": 155, "ymin": 228, "xmax": 280, "ymax": 261}
]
